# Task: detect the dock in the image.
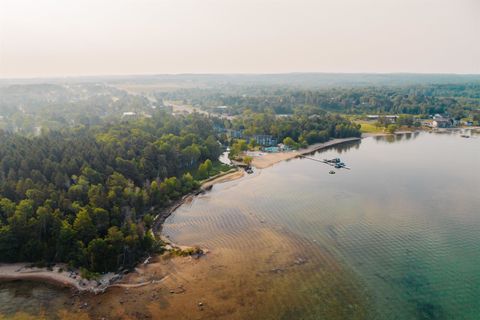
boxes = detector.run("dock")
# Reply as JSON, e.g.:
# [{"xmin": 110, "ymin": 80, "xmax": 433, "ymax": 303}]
[{"xmin": 297, "ymin": 155, "xmax": 351, "ymax": 170}]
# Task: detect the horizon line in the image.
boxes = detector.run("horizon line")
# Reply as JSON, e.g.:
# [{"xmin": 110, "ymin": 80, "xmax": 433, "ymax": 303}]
[{"xmin": 2, "ymin": 71, "xmax": 480, "ymax": 81}]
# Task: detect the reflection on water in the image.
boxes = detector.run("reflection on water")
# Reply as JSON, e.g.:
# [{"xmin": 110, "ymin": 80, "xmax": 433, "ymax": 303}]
[
  {"xmin": 325, "ymin": 139, "xmax": 362, "ymax": 154},
  {"xmin": 164, "ymin": 131, "xmax": 480, "ymax": 319},
  {"xmin": 1, "ymin": 131, "xmax": 479, "ymax": 319},
  {"xmin": 372, "ymin": 131, "xmax": 421, "ymax": 144}
]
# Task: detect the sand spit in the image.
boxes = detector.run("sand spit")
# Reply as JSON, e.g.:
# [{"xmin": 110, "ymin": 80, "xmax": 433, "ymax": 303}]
[
  {"xmin": 0, "ymin": 263, "xmax": 119, "ymax": 293},
  {"xmin": 252, "ymin": 137, "xmax": 361, "ymax": 169}
]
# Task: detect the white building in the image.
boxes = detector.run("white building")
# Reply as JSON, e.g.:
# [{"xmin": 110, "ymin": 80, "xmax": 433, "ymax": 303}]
[
  {"xmin": 432, "ymin": 118, "xmax": 453, "ymax": 128},
  {"xmin": 122, "ymin": 112, "xmax": 137, "ymax": 118}
]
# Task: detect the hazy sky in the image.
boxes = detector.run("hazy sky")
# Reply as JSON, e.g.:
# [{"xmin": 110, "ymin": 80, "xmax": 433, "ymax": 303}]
[{"xmin": 1, "ymin": 0, "xmax": 479, "ymax": 78}]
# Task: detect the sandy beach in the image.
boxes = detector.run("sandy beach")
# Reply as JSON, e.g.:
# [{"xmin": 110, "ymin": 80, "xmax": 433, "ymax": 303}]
[
  {"xmin": 48, "ymin": 223, "xmax": 369, "ymax": 320},
  {"xmin": 0, "ymin": 169, "xmax": 245, "ymax": 294},
  {"xmin": 0, "ymin": 263, "xmax": 116, "ymax": 293},
  {"xmin": 0, "ymin": 136, "xmax": 381, "ymax": 296},
  {"xmin": 0, "ymin": 136, "xmax": 365, "ymax": 314},
  {"xmin": 200, "ymin": 169, "xmax": 244, "ymax": 190},
  {"xmin": 251, "ymin": 137, "xmax": 361, "ymax": 169},
  {"xmin": 0, "ymin": 138, "xmax": 378, "ymax": 319}
]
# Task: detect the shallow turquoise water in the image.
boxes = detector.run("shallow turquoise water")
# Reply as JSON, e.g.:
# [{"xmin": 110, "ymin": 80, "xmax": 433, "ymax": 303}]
[
  {"xmin": 1, "ymin": 131, "xmax": 478, "ymax": 319},
  {"xmin": 165, "ymin": 131, "xmax": 480, "ymax": 319}
]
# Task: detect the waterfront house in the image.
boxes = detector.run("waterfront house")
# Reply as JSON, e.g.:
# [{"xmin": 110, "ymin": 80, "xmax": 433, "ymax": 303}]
[
  {"xmin": 432, "ymin": 117, "xmax": 453, "ymax": 128},
  {"xmin": 253, "ymin": 135, "xmax": 277, "ymax": 146}
]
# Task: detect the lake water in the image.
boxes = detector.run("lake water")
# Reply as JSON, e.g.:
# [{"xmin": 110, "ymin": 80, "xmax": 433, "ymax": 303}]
[
  {"xmin": 163, "ymin": 130, "xmax": 480, "ymax": 319},
  {"xmin": 0, "ymin": 280, "xmax": 73, "ymax": 319},
  {"xmin": 1, "ymin": 130, "xmax": 479, "ymax": 319}
]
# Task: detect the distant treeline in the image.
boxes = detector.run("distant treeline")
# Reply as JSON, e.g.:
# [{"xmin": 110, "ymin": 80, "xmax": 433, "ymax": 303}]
[
  {"xmin": 2, "ymin": 79, "xmax": 479, "ymax": 136},
  {"xmin": 157, "ymin": 84, "xmax": 480, "ymax": 118},
  {"xmin": 0, "ymin": 83, "xmax": 154, "ymax": 135}
]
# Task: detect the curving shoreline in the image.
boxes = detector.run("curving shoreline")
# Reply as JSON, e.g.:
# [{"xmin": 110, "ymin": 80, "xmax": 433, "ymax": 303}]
[
  {"xmin": 0, "ymin": 169, "xmax": 245, "ymax": 294},
  {"xmin": 0, "ymin": 138, "xmax": 359, "ymax": 294},
  {"xmin": 251, "ymin": 137, "xmax": 362, "ymax": 169},
  {"xmin": 152, "ymin": 168, "xmax": 245, "ymax": 234},
  {"xmin": 0, "ymin": 263, "xmax": 118, "ymax": 293}
]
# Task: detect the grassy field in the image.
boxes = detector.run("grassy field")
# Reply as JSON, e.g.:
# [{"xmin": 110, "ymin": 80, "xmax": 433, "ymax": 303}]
[{"xmin": 356, "ymin": 121, "xmax": 385, "ymax": 133}]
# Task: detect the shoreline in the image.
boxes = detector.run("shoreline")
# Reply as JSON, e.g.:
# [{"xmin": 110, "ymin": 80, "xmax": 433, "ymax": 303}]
[
  {"xmin": 251, "ymin": 137, "xmax": 362, "ymax": 169},
  {"xmin": 0, "ymin": 263, "xmax": 118, "ymax": 293},
  {"xmin": 152, "ymin": 168, "xmax": 244, "ymax": 234},
  {"xmin": 0, "ymin": 132, "xmax": 432, "ymax": 294},
  {"xmin": 0, "ymin": 133, "xmax": 430, "ymax": 293},
  {"xmin": 1, "ymin": 131, "xmax": 474, "ymax": 318},
  {"xmin": 0, "ymin": 169, "xmax": 245, "ymax": 293}
]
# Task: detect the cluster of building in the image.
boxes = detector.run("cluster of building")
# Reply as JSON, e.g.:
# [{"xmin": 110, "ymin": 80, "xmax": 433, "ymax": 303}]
[
  {"xmin": 367, "ymin": 114, "xmax": 475, "ymax": 128},
  {"xmin": 228, "ymin": 129, "xmax": 278, "ymax": 146},
  {"xmin": 426, "ymin": 114, "xmax": 476, "ymax": 128},
  {"xmin": 214, "ymin": 126, "xmax": 280, "ymax": 148}
]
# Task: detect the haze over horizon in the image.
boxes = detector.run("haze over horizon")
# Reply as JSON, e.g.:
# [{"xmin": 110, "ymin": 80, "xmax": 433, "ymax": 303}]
[{"xmin": 1, "ymin": 0, "xmax": 479, "ymax": 78}]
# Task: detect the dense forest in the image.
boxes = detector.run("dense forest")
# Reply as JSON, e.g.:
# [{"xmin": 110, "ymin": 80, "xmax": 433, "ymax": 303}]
[
  {"xmin": 0, "ymin": 74, "xmax": 478, "ymax": 274},
  {"xmin": 226, "ymin": 108, "xmax": 361, "ymax": 148},
  {"xmin": 0, "ymin": 111, "xmax": 222, "ymax": 273},
  {"xmin": 0, "ymin": 104, "xmax": 363, "ymax": 273},
  {"xmin": 156, "ymin": 83, "xmax": 480, "ymax": 119}
]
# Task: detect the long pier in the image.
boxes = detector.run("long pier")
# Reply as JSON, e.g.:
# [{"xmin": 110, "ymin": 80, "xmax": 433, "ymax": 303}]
[{"xmin": 297, "ymin": 155, "xmax": 351, "ymax": 170}]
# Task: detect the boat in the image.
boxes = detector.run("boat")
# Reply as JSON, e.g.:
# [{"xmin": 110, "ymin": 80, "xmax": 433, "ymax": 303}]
[{"xmin": 324, "ymin": 158, "xmax": 341, "ymax": 163}]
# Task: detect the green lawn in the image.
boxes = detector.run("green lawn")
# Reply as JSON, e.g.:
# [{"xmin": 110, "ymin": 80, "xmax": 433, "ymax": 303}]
[{"xmin": 357, "ymin": 121, "xmax": 384, "ymax": 133}]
